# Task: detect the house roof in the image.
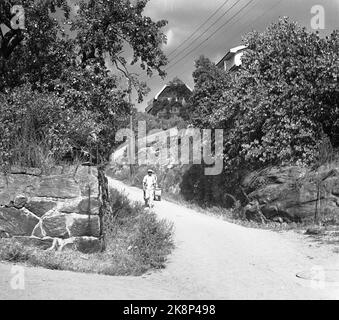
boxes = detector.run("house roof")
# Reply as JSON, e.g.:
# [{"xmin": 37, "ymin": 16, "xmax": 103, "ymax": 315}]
[
  {"xmin": 145, "ymin": 79, "xmax": 192, "ymax": 114},
  {"xmin": 145, "ymin": 102, "xmax": 153, "ymax": 113},
  {"xmin": 154, "ymin": 83, "xmax": 192, "ymax": 100},
  {"xmin": 216, "ymin": 45, "xmax": 247, "ymax": 67}
]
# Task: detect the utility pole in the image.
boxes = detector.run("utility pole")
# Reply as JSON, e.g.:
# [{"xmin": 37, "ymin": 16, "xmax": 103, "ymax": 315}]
[{"xmin": 128, "ymin": 78, "xmax": 134, "ymax": 178}]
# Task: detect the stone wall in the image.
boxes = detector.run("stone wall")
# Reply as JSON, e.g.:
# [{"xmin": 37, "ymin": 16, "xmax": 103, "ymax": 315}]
[{"xmin": 0, "ymin": 165, "xmax": 102, "ymax": 253}]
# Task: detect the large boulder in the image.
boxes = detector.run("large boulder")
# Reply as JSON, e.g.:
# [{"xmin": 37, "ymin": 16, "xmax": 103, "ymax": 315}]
[
  {"xmin": 243, "ymin": 165, "xmax": 339, "ymax": 223},
  {"xmin": 0, "ymin": 207, "xmax": 39, "ymax": 236},
  {"xmin": 41, "ymin": 212, "xmax": 69, "ymax": 238},
  {"xmin": 242, "ymin": 166, "xmax": 307, "ymax": 191}
]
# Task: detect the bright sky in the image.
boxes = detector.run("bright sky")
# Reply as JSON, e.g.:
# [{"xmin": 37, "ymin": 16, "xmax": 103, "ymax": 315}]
[{"xmin": 133, "ymin": 0, "xmax": 339, "ymax": 111}]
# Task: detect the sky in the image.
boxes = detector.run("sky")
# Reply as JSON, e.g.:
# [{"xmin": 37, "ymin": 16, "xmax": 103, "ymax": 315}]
[{"xmin": 132, "ymin": 0, "xmax": 339, "ymax": 111}]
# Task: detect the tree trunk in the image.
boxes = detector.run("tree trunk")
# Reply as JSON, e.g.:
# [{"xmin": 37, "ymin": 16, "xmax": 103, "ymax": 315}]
[{"xmin": 97, "ymin": 164, "xmax": 112, "ymax": 251}]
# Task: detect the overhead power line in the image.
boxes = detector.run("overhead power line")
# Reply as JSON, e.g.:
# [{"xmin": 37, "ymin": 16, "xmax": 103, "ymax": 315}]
[
  {"xmin": 191, "ymin": 0, "xmax": 284, "ymax": 64},
  {"xmin": 167, "ymin": 0, "xmax": 230, "ymax": 58},
  {"xmin": 165, "ymin": 0, "xmax": 256, "ymax": 72},
  {"xmin": 168, "ymin": 0, "xmax": 243, "ymax": 63},
  {"xmin": 144, "ymin": 0, "xmax": 283, "ymax": 85}
]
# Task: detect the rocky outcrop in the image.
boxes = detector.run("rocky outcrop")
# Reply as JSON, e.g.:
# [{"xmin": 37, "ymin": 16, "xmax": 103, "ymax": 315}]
[
  {"xmin": 0, "ymin": 165, "xmax": 102, "ymax": 253},
  {"xmin": 242, "ymin": 164, "xmax": 339, "ymax": 223}
]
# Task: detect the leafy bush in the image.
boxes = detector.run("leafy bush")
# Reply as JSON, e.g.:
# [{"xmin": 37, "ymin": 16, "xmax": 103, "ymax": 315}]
[{"xmin": 106, "ymin": 187, "xmax": 174, "ymax": 271}]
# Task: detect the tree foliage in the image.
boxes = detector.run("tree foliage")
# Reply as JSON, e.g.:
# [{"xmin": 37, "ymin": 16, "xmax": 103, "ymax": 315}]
[
  {"xmin": 149, "ymin": 77, "xmax": 192, "ymax": 120},
  {"xmin": 190, "ymin": 18, "xmax": 338, "ymax": 172},
  {"xmin": 0, "ymin": 0, "xmax": 168, "ymax": 168}
]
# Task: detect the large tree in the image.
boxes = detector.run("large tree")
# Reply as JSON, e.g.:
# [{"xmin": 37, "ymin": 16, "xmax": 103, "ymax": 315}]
[{"xmin": 0, "ymin": 0, "xmax": 168, "ymax": 165}]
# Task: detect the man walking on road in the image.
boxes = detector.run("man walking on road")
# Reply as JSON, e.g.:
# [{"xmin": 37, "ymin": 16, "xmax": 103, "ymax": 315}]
[{"xmin": 143, "ymin": 169, "xmax": 157, "ymax": 208}]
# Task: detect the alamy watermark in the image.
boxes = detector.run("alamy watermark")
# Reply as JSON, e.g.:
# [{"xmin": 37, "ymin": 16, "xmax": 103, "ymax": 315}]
[
  {"xmin": 10, "ymin": 5, "xmax": 25, "ymax": 30},
  {"xmin": 10, "ymin": 265, "xmax": 25, "ymax": 290},
  {"xmin": 311, "ymin": 5, "xmax": 325, "ymax": 30},
  {"xmin": 308, "ymin": 265, "xmax": 339, "ymax": 290},
  {"xmin": 113, "ymin": 121, "xmax": 224, "ymax": 176},
  {"xmin": 2, "ymin": 5, "xmax": 26, "ymax": 30}
]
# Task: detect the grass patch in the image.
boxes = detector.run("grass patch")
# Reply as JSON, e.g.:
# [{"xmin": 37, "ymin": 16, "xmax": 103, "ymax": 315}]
[{"xmin": 0, "ymin": 188, "xmax": 174, "ymax": 276}]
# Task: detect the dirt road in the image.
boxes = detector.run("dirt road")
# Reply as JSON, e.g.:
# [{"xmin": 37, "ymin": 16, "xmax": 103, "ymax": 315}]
[{"xmin": 1, "ymin": 178, "xmax": 339, "ymax": 299}]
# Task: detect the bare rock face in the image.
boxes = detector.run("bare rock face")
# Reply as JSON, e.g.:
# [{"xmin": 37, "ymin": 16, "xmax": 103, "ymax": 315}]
[
  {"xmin": 59, "ymin": 236, "xmax": 101, "ymax": 253},
  {"xmin": 242, "ymin": 164, "xmax": 339, "ymax": 223},
  {"xmin": 0, "ymin": 207, "xmax": 39, "ymax": 236}
]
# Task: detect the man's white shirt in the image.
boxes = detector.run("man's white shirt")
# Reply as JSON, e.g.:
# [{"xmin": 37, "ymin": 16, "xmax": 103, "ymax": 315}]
[{"xmin": 143, "ymin": 175, "xmax": 156, "ymax": 190}]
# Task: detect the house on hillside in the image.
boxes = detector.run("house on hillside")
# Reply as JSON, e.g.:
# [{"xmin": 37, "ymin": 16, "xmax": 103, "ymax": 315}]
[
  {"xmin": 216, "ymin": 45, "xmax": 247, "ymax": 72},
  {"xmin": 146, "ymin": 77, "xmax": 192, "ymax": 119}
]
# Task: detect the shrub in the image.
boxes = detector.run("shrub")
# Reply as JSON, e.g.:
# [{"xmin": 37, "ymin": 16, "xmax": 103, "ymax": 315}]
[
  {"xmin": 131, "ymin": 214, "xmax": 174, "ymax": 269},
  {"xmin": 106, "ymin": 188, "xmax": 174, "ymax": 271},
  {"xmin": 0, "ymin": 239, "xmax": 32, "ymax": 262}
]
